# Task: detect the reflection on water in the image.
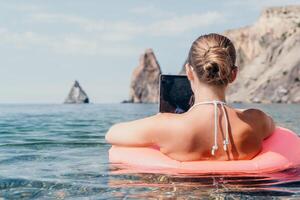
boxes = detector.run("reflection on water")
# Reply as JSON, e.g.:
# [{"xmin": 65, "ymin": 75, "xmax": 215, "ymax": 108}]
[
  {"xmin": 108, "ymin": 167, "xmax": 300, "ymax": 199},
  {"xmin": 0, "ymin": 103, "xmax": 299, "ymax": 199}
]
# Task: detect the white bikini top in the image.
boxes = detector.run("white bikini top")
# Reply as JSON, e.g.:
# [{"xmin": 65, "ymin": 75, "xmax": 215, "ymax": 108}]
[{"xmin": 188, "ymin": 100, "xmax": 229, "ymax": 156}]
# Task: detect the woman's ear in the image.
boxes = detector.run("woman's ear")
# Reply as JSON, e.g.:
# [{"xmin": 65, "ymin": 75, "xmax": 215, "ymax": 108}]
[
  {"xmin": 185, "ymin": 63, "xmax": 194, "ymax": 81},
  {"xmin": 229, "ymin": 67, "xmax": 238, "ymax": 83}
]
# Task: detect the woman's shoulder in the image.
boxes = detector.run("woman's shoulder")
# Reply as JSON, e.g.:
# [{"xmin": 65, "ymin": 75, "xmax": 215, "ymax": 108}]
[
  {"xmin": 154, "ymin": 112, "xmax": 192, "ymax": 133},
  {"xmin": 241, "ymin": 108, "xmax": 267, "ymax": 117},
  {"xmin": 156, "ymin": 112, "xmax": 188, "ymax": 120},
  {"xmin": 240, "ymin": 108, "xmax": 271, "ymax": 124},
  {"xmin": 237, "ymin": 108, "xmax": 275, "ymax": 139}
]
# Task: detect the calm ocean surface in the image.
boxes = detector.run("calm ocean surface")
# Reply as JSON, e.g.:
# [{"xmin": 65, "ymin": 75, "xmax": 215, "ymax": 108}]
[{"xmin": 0, "ymin": 103, "xmax": 300, "ymax": 199}]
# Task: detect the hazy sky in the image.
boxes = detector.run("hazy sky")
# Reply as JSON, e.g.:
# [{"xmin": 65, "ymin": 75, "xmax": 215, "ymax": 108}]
[{"xmin": 1, "ymin": 0, "xmax": 299, "ymax": 103}]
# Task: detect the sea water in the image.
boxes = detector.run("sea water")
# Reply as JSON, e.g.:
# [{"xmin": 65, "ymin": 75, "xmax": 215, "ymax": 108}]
[{"xmin": 0, "ymin": 103, "xmax": 299, "ymax": 199}]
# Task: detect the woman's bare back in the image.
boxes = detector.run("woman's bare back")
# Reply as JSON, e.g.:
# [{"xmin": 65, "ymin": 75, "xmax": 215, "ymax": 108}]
[{"xmin": 157, "ymin": 105, "xmax": 274, "ymax": 161}]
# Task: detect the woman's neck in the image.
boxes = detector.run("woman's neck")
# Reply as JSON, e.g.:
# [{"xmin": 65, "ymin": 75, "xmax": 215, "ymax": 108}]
[{"xmin": 192, "ymin": 83, "xmax": 226, "ymax": 103}]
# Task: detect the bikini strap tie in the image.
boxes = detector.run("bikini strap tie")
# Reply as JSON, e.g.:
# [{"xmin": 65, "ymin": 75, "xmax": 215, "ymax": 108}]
[{"xmin": 189, "ymin": 100, "xmax": 230, "ymax": 156}]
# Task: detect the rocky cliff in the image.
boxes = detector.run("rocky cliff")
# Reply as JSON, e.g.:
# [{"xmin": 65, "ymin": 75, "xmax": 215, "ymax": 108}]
[
  {"xmin": 64, "ymin": 80, "xmax": 90, "ymax": 104},
  {"xmin": 127, "ymin": 49, "xmax": 162, "ymax": 103},
  {"xmin": 181, "ymin": 5, "xmax": 300, "ymax": 103},
  {"xmin": 225, "ymin": 5, "xmax": 300, "ymax": 103}
]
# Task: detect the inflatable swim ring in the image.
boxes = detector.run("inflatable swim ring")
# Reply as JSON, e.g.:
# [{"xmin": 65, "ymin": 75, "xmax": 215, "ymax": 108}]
[{"xmin": 109, "ymin": 127, "xmax": 300, "ymax": 174}]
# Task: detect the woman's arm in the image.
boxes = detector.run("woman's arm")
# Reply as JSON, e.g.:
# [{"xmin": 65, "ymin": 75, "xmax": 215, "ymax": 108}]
[{"xmin": 105, "ymin": 113, "xmax": 178, "ymax": 147}]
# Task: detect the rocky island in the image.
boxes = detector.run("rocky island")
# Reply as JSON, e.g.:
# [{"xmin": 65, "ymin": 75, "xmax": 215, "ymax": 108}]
[
  {"xmin": 64, "ymin": 80, "xmax": 90, "ymax": 104},
  {"xmin": 125, "ymin": 49, "xmax": 162, "ymax": 103}
]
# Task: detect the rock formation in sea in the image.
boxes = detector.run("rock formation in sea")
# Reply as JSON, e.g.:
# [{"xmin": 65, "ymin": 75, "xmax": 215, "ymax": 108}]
[
  {"xmin": 64, "ymin": 80, "xmax": 90, "ymax": 104},
  {"xmin": 181, "ymin": 5, "xmax": 300, "ymax": 103},
  {"xmin": 126, "ymin": 48, "xmax": 162, "ymax": 103}
]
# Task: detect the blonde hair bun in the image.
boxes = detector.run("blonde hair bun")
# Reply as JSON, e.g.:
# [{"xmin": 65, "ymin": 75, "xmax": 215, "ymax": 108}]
[{"xmin": 188, "ymin": 33, "xmax": 236, "ymax": 85}]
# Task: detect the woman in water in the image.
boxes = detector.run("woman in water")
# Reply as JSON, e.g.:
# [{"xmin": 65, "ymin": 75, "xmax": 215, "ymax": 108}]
[{"xmin": 106, "ymin": 33, "xmax": 275, "ymax": 161}]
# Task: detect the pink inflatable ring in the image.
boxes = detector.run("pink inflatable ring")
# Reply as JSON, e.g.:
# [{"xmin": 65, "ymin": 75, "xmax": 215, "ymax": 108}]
[{"xmin": 109, "ymin": 127, "xmax": 300, "ymax": 174}]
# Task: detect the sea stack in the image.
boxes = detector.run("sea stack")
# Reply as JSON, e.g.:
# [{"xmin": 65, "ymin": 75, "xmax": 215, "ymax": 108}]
[
  {"xmin": 64, "ymin": 80, "xmax": 90, "ymax": 104},
  {"xmin": 127, "ymin": 49, "xmax": 162, "ymax": 103}
]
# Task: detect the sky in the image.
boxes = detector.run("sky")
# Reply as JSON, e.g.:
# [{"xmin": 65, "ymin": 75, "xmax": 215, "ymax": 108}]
[{"xmin": 0, "ymin": 0, "xmax": 300, "ymax": 103}]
